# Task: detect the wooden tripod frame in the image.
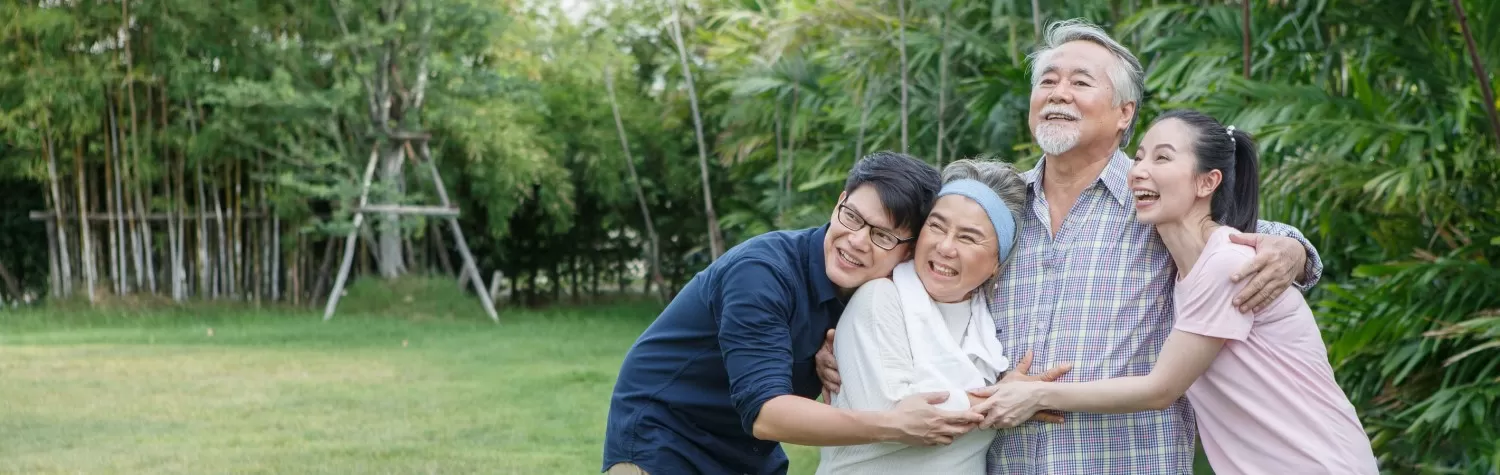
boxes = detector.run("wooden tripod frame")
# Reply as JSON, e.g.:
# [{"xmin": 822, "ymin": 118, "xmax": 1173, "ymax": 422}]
[{"xmin": 322, "ymin": 137, "xmax": 498, "ymax": 322}]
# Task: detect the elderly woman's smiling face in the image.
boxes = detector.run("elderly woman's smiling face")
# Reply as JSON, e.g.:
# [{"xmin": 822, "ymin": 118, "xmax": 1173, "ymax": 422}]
[{"xmin": 914, "ymin": 195, "xmax": 1001, "ymax": 303}]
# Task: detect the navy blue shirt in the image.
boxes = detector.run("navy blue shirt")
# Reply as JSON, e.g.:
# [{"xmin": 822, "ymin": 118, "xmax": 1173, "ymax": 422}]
[{"xmin": 603, "ymin": 225, "xmax": 846, "ymax": 475}]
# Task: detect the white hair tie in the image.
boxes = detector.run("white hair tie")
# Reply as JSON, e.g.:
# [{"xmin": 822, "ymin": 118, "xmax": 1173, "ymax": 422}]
[{"xmin": 1226, "ymin": 125, "xmax": 1236, "ymax": 145}]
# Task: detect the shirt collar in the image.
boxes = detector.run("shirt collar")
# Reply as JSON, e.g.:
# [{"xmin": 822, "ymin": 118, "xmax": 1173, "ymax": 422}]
[
  {"xmin": 804, "ymin": 223, "xmax": 841, "ymax": 305},
  {"xmin": 1021, "ymin": 150, "xmax": 1134, "ymax": 207}
]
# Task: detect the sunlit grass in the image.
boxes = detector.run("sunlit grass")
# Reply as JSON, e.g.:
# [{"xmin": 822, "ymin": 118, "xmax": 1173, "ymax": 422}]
[{"xmin": 1, "ymin": 277, "xmax": 803, "ymax": 474}]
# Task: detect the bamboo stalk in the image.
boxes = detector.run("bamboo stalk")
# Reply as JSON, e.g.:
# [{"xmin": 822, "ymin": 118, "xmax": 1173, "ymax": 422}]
[
  {"xmin": 784, "ymin": 87, "xmax": 798, "ymax": 219},
  {"xmin": 898, "ymin": 0, "xmax": 908, "ymax": 152},
  {"xmin": 415, "ymin": 142, "xmax": 497, "ymax": 321},
  {"xmin": 188, "ymin": 99, "xmax": 210, "ymax": 298},
  {"xmin": 665, "ymin": 2, "xmax": 725, "ymax": 260},
  {"xmin": 1241, "ymin": 0, "xmax": 1252, "ymax": 79},
  {"xmin": 165, "ymin": 157, "xmax": 179, "ymax": 300},
  {"xmin": 214, "ymin": 179, "xmax": 229, "ymax": 299},
  {"xmin": 43, "ymin": 129, "xmax": 72, "ymax": 296},
  {"xmin": 45, "ymin": 210, "xmax": 59, "ymax": 298},
  {"xmin": 937, "ymin": 7, "xmax": 949, "ymax": 166},
  {"xmin": 1451, "ymin": 0, "xmax": 1500, "ymax": 151},
  {"xmin": 172, "ymin": 99, "xmax": 186, "ymax": 300},
  {"xmin": 106, "ymin": 94, "xmax": 123, "ymax": 295},
  {"xmin": 75, "ymin": 139, "xmax": 96, "ymax": 302},
  {"xmin": 123, "ymin": 0, "xmax": 157, "ymax": 295},
  {"xmin": 232, "ymin": 160, "xmax": 242, "ymax": 298},
  {"xmin": 272, "ymin": 213, "xmax": 280, "ymax": 301},
  {"xmin": 604, "ymin": 65, "xmax": 667, "ymax": 302}
]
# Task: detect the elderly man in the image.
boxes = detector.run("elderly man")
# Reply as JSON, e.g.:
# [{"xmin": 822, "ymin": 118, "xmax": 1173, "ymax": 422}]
[{"xmin": 818, "ymin": 19, "xmax": 1324, "ymax": 474}]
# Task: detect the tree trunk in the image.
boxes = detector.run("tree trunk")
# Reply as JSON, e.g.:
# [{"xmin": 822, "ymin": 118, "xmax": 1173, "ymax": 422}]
[
  {"xmin": 898, "ymin": 0, "xmax": 909, "ymax": 153},
  {"xmin": 666, "ymin": 2, "xmax": 725, "ymax": 260},
  {"xmin": 43, "ymin": 130, "xmax": 72, "ymax": 296},
  {"xmin": 376, "ymin": 142, "xmax": 407, "ymax": 278},
  {"xmin": 1451, "ymin": 0, "xmax": 1500, "ymax": 151},
  {"xmin": 604, "ymin": 65, "xmax": 667, "ymax": 302}
]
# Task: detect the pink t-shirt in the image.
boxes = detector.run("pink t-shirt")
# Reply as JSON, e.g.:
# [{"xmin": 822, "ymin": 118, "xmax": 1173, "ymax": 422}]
[{"xmin": 1173, "ymin": 226, "xmax": 1379, "ymax": 475}]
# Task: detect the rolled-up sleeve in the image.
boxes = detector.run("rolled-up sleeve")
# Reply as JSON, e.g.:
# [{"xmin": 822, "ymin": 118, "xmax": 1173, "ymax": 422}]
[
  {"xmin": 1255, "ymin": 219, "xmax": 1324, "ymax": 291},
  {"xmin": 715, "ymin": 259, "xmax": 797, "ymax": 435}
]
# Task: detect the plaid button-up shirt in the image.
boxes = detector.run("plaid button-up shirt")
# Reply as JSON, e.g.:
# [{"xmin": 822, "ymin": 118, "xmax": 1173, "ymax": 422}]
[{"xmin": 984, "ymin": 151, "xmax": 1322, "ymax": 474}]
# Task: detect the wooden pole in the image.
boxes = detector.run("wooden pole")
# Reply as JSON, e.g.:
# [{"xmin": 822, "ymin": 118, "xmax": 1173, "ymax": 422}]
[
  {"xmin": 415, "ymin": 141, "xmax": 498, "ymax": 322},
  {"xmin": 323, "ymin": 145, "xmax": 383, "ymax": 320}
]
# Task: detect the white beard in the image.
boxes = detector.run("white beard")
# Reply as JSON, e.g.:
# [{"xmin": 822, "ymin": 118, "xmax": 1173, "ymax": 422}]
[{"xmin": 1034, "ymin": 122, "xmax": 1081, "ymax": 156}]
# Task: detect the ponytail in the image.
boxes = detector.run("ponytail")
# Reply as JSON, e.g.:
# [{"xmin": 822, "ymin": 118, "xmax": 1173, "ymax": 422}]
[{"xmin": 1222, "ymin": 128, "xmax": 1260, "ymax": 232}]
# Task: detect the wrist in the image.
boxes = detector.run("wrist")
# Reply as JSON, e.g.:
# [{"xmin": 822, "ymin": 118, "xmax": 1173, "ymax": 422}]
[
  {"xmin": 864, "ymin": 410, "xmax": 902, "ymax": 442},
  {"xmin": 1028, "ymin": 382, "xmax": 1056, "ymax": 411}
]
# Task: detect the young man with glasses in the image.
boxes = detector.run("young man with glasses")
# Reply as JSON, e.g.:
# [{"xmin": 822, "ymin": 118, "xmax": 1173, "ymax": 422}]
[{"xmin": 603, "ymin": 151, "xmax": 985, "ymax": 475}]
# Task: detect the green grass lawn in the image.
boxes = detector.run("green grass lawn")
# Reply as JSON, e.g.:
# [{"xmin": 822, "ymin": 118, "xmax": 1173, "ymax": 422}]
[
  {"xmin": 1, "ymin": 277, "xmax": 1215, "ymax": 474},
  {"xmin": 0, "ymin": 278, "xmax": 821, "ymax": 474}
]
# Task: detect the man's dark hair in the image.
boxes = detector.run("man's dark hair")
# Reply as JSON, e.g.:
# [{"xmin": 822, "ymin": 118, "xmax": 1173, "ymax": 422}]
[{"xmin": 842, "ymin": 151, "xmax": 941, "ymax": 235}]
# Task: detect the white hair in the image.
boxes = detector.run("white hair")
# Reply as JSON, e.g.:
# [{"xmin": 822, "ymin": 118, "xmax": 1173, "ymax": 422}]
[{"xmin": 1027, "ymin": 18, "xmax": 1145, "ymax": 147}]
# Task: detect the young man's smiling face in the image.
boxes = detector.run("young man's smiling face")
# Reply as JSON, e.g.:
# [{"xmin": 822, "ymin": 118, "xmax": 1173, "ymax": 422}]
[{"xmin": 823, "ymin": 184, "xmax": 914, "ymax": 293}]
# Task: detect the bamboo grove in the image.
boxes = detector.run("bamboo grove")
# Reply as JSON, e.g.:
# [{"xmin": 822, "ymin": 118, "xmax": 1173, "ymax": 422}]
[{"xmin": 2, "ymin": 0, "xmax": 1498, "ymax": 471}]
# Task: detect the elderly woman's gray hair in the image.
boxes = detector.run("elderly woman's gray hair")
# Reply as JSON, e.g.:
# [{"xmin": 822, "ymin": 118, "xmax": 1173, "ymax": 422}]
[
  {"xmin": 940, "ymin": 159, "xmax": 1027, "ymax": 267},
  {"xmin": 1028, "ymin": 18, "xmax": 1146, "ymax": 146}
]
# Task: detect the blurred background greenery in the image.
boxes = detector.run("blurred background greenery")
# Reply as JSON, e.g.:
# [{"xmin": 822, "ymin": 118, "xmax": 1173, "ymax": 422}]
[{"xmin": 0, "ymin": 0, "xmax": 1496, "ymax": 472}]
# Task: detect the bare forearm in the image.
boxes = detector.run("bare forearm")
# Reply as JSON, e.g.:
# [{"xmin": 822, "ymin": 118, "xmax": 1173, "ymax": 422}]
[
  {"xmin": 1035, "ymin": 377, "xmax": 1180, "ymax": 414},
  {"xmin": 751, "ymin": 395, "xmax": 895, "ymax": 446}
]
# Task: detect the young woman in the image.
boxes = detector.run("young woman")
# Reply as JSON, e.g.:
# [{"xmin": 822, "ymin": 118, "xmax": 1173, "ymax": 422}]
[
  {"xmin": 816, "ymin": 159, "xmax": 1069, "ymax": 475},
  {"xmin": 967, "ymin": 110, "xmax": 1379, "ymax": 474}
]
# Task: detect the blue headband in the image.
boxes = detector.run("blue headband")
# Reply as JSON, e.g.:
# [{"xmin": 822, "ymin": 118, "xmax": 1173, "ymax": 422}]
[{"xmin": 936, "ymin": 179, "xmax": 1017, "ymax": 262}]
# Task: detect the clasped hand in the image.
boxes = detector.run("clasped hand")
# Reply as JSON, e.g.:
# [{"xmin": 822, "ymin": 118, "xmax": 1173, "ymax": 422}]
[{"xmin": 963, "ymin": 351, "xmax": 1073, "ymax": 429}]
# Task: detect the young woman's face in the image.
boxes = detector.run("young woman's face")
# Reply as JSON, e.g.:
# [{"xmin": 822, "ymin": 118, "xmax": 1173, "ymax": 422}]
[
  {"xmin": 1129, "ymin": 118, "xmax": 1219, "ymax": 224},
  {"xmin": 914, "ymin": 195, "xmax": 1001, "ymax": 303}
]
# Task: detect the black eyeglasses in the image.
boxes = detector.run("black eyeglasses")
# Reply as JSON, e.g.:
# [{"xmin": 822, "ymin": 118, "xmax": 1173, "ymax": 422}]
[{"xmin": 836, "ymin": 203, "xmax": 915, "ymax": 250}]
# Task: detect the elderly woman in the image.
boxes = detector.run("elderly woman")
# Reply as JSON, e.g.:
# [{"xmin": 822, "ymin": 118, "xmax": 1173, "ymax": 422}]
[{"xmin": 815, "ymin": 159, "xmax": 1066, "ymax": 474}]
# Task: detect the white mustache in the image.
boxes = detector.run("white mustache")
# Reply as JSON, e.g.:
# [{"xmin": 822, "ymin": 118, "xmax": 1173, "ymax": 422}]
[{"xmin": 1040, "ymin": 105, "xmax": 1080, "ymax": 121}]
